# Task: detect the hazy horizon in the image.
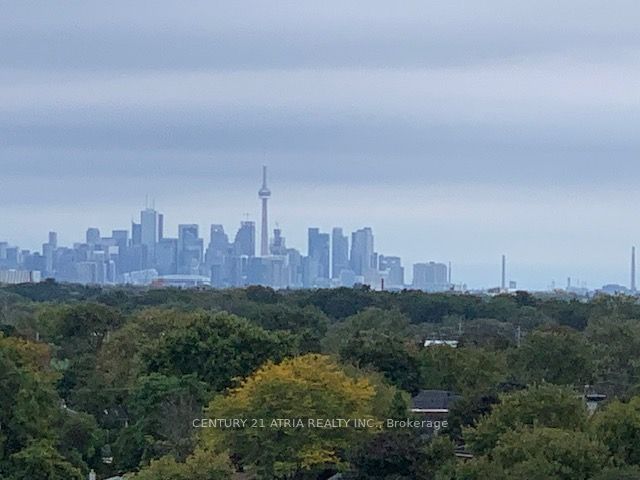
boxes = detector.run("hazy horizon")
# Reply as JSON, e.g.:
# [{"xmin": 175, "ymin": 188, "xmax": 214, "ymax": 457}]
[{"xmin": 2, "ymin": 1, "xmax": 640, "ymax": 290}]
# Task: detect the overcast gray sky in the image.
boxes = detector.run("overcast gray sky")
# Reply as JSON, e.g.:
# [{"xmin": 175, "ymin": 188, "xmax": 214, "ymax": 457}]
[{"xmin": 1, "ymin": 1, "xmax": 639, "ymax": 289}]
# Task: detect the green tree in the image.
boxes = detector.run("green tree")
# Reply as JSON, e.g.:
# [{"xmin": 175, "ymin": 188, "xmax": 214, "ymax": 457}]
[
  {"xmin": 56, "ymin": 411, "xmax": 103, "ymax": 472},
  {"xmin": 0, "ymin": 336, "xmax": 60, "ymax": 464},
  {"xmin": 464, "ymin": 384, "xmax": 587, "ymax": 455},
  {"xmin": 232, "ymin": 303, "xmax": 329, "ymax": 353},
  {"xmin": 592, "ymin": 396, "xmax": 640, "ymax": 466},
  {"xmin": 510, "ymin": 326, "xmax": 593, "ymax": 386},
  {"xmin": 592, "ymin": 466, "xmax": 640, "ymax": 480},
  {"xmin": 339, "ymin": 331, "xmax": 421, "ymax": 394},
  {"xmin": 453, "ymin": 428, "xmax": 607, "ymax": 480},
  {"xmin": 322, "ymin": 308, "xmax": 412, "ymax": 354},
  {"xmin": 418, "ymin": 346, "xmax": 507, "ymax": 396},
  {"xmin": 128, "ymin": 448, "xmax": 232, "ymax": 480},
  {"xmin": 143, "ymin": 311, "xmax": 298, "ymax": 391},
  {"xmin": 346, "ymin": 430, "xmax": 425, "ymax": 480},
  {"xmin": 125, "ymin": 373, "xmax": 209, "ymax": 466},
  {"xmin": 8, "ymin": 440, "xmax": 84, "ymax": 480},
  {"xmin": 587, "ymin": 318, "xmax": 640, "ymax": 394}
]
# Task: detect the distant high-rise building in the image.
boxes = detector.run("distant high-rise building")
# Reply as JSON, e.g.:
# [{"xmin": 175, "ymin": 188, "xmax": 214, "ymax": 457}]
[
  {"xmin": 413, "ymin": 262, "xmax": 448, "ymax": 292},
  {"xmin": 350, "ymin": 227, "xmax": 375, "ymax": 282},
  {"xmin": 205, "ymin": 225, "xmax": 230, "ymax": 265},
  {"xmin": 501, "ymin": 254, "xmax": 506, "ymax": 291},
  {"xmin": 258, "ymin": 166, "xmax": 271, "ymax": 257},
  {"xmin": 131, "ymin": 222, "xmax": 142, "ymax": 246},
  {"xmin": 42, "ymin": 231, "xmax": 59, "ymax": 277},
  {"xmin": 379, "ymin": 255, "xmax": 404, "ymax": 287},
  {"xmin": 86, "ymin": 228, "xmax": 100, "ymax": 245},
  {"xmin": 156, "ymin": 238, "xmax": 178, "ymax": 275},
  {"xmin": 178, "ymin": 224, "xmax": 203, "ymax": 274},
  {"xmin": 270, "ymin": 228, "xmax": 287, "ymax": 256},
  {"xmin": 331, "ymin": 227, "xmax": 349, "ymax": 279},
  {"xmin": 140, "ymin": 208, "xmax": 158, "ymax": 265},
  {"xmin": 112, "ymin": 230, "xmax": 128, "ymax": 246},
  {"xmin": 308, "ymin": 228, "xmax": 330, "ymax": 283},
  {"xmin": 158, "ymin": 213, "xmax": 164, "ymax": 241},
  {"xmin": 234, "ymin": 221, "xmax": 256, "ymax": 257}
]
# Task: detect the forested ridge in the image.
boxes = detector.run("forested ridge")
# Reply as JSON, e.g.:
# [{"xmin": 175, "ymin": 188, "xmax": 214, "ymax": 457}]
[{"xmin": 3, "ymin": 281, "xmax": 640, "ymax": 479}]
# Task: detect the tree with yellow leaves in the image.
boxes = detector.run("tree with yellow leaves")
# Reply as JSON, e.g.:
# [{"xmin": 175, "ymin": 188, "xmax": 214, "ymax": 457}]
[{"xmin": 203, "ymin": 354, "xmax": 393, "ymax": 479}]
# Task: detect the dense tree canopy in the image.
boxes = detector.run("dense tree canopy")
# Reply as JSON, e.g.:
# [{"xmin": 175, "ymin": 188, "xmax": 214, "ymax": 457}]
[{"xmin": 3, "ymin": 283, "xmax": 640, "ymax": 478}]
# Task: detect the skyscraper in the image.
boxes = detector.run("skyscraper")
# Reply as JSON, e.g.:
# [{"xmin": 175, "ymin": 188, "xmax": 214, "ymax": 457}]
[
  {"xmin": 258, "ymin": 166, "xmax": 271, "ymax": 256},
  {"xmin": 131, "ymin": 222, "xmax": 142, "ymax": 246},
  {"xmin": 379, "ymin": 255, "xmax": 404, "ymax": 287},
  {"xmin": 331, "ymin": 227, "xmax": 349, "ymax": 279},
  {"xmin": 86, "ymin": 228, "xmax": 100, "ymax": 245},
  {"xmin": 308, "ymin": 227, "xmax": 330, "ymax": 283},
  {"xmin": 270, "ymin": 228, "xmax": 287, "ymax": 256},
  {"xmin": 158, "ymin": 213, "xmax": 164, "ymax": 241},
  {"xmin": 48, "ymin": 231, "xmax": 58, "ymax": 249},
  {"xmin": 205, "ymin": 225, "xmax": 230, "ymax": 264},
  {"xmin": 413, "ymin": 262, "xmax": 448, "ymax": 292},
  {"xmin": 350, "ymin": 227, "xmax": 375, "ymax": 282},
  {"xmin": 234, "ymin": 221, "xmax": 256, "ymax": 257},
  {"xmin": 178, "ymin": 224, "xmax": 203, "ymax": 274},
  {"xmin": 140, "ymin": 208, "xmax": 158, "ymax": 265}
]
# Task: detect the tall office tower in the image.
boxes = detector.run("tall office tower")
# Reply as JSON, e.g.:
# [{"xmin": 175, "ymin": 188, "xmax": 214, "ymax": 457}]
[
  {"xmin": 258, "ymin": 166, "xmax": 271, "ymax": 256},
  {"xmin": 412, "ymin": 262, "xmax": 448, "ymax": 292},
  {"xmin": 112, "ymin": 230, "xmax": 128, "ymax": 246},
  {"xmin": 270, "ymin": 228, "xmax": 287, "ymax": 255},
  {"xmin": 156, "ymin": 238, "xmax": 178, "ymax": 275},
  {"xmin": 131, "ymin": 222, "xmax": 142, "ymax": 246},
  {"xmin": 178, "ymin": 224, "xmax": 203, "ymax": 274},
  {"xmin": 632, "ymin": 246, "xmax": 637, "ymax": 292},
  {"xmin": 308, "ymin": 228, "xmax": 330, "ymax": 281},
  {"xmin": 48, "ymin": 231, "xmax": 58, "ymax": 249},
  {"xmin": 331, "ymin": 227, "xmax": 349, "ymax": 279},
  {"xmin": 234, "ymin": 221, "xmax": 256, "ymax": 257},
  {"xmin": 158, "ymin": 213, "xmax": 164, "ymax": 241},
  {"xmin": 501, "ymin": 254, "xmax": 506, "ymax": 290},
  {"xmin": 86, "ymin": 228, "xmax": 100, "ymax": 245},
  {"xmin": 205, "ymin": 225, "xmax": 230, "ymax": 263},
  {"xmin": 350, "ymin": 227, "xmax": 375, "ymax": 278},
  {"xmin": 140, "ymin": 208, "xmax": 158, "ymax": 265},
  {"xmin": 42, "ymin": 231, "xmax": 58, "ymax": 278},
  {"xmin": 379, "ymin": 255, "xmax": 404, "ymax": 287}
]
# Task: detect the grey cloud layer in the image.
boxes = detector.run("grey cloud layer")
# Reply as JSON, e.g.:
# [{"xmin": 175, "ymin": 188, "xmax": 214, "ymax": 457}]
[{"xmin": 1, "ymin": 1, "xmax": 640, "ymax": 288}]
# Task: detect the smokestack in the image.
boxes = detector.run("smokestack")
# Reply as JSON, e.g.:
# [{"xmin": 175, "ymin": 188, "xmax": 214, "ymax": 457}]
[
  {"xmin": 632, "ymin": 246, "xmax": 637, "ymax": 292},
  {"xmin": 501, "ymin": 254, "xmax": 506, "ymax": 291}
]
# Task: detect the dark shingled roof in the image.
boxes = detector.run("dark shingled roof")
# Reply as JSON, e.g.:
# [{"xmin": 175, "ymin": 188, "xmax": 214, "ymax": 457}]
[{"xmin": 411, "ymin": 390, "xmax": 461, "ymax": 411}]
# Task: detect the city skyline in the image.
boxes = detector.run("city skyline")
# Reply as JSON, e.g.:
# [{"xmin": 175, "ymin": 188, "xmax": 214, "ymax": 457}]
[{"xmin": 1, "ymin": 165, "xmax": 639, "ymax": 292}]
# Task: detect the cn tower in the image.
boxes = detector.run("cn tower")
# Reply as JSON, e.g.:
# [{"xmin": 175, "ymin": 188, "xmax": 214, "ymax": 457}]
[{"xmin": 258, "ymin": 166, "xmax": 271, "ymax": 256}]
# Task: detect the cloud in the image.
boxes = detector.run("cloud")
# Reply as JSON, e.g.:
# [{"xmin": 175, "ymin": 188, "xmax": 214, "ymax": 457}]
[{"xmin": 0, "ymin": 0, "xmax": 639, "ymax": 288}]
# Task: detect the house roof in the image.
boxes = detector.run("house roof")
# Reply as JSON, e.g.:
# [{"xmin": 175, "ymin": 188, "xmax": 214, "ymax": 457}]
[{"xmin": 411, "ymin": 389, "xmax": 461, "ymax": 412}]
